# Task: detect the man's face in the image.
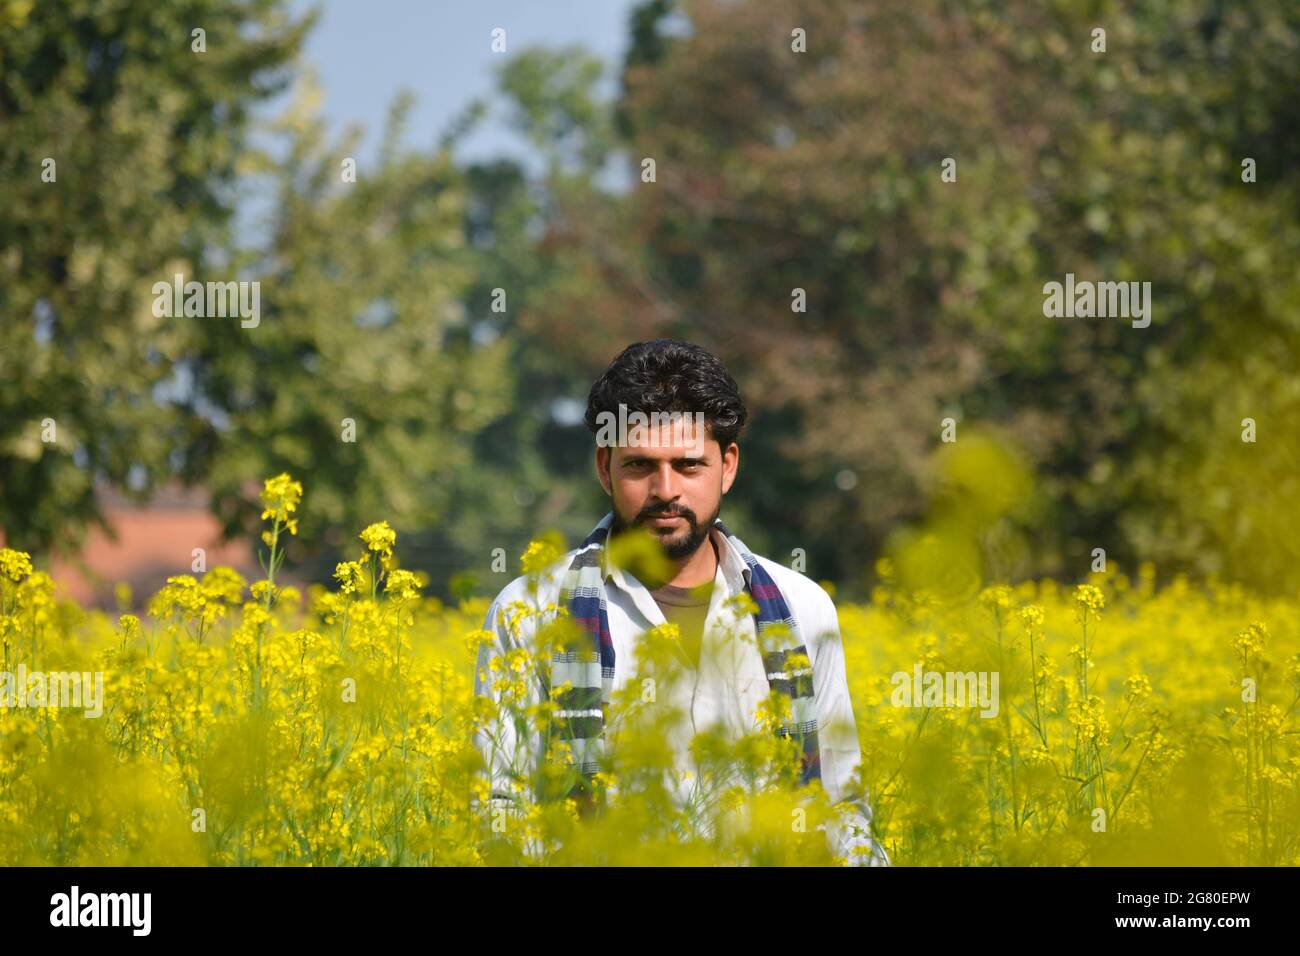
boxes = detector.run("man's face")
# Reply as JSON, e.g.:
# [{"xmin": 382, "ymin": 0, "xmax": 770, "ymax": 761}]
[{"xmin": 596, "ymin": 421, "xmax": 739, "ymax": 561}]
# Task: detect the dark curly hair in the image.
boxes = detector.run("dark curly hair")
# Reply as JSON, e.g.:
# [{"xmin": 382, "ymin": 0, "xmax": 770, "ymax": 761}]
[{"xmin": 584, "ymin": 339, "xmax": 748, "ymax": 450}]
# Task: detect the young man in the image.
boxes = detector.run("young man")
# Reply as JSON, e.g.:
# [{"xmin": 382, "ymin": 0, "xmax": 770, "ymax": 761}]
[{"xmin": 473, "ymin": 339, "xmax": 890, "ymax": 865}]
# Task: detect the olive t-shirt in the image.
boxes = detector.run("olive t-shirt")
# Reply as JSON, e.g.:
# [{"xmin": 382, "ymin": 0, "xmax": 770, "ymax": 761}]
[{"xmin": 649, "ymin": 579, "xmax": 714, "ymax": 669}]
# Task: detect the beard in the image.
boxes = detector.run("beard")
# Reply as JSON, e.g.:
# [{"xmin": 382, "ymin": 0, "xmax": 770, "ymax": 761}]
[{"xmin": 612, "ymin": 499, "xmax": 719, "ymax": 561}]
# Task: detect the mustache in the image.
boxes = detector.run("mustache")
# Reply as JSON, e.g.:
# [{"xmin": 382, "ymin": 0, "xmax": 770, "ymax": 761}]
[{"xmin": 636, "ymin": 504, "xmax": 697, "ymax": 523}]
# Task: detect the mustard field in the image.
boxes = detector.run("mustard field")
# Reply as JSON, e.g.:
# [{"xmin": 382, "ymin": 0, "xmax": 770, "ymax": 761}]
[{"xmin": 1, "ymin": 476, "xmax": 1295, "ymax": 866}]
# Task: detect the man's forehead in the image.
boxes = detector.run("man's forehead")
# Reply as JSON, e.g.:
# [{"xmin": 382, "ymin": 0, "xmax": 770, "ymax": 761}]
[{"xmin": 612, "ymin": 440, "xmax": 713, "ymax": 458}]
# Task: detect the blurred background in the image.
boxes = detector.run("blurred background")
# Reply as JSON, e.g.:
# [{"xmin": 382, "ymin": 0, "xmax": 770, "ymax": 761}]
[{"xmin": 2, "ymin": 0, "xmax": 1298, "ymax": 607}]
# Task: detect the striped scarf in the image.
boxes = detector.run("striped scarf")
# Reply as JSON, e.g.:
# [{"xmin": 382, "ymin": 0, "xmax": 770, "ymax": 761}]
[{"xmin": 544, "ymin": 512, "xmax": 821, "ymax": 804}]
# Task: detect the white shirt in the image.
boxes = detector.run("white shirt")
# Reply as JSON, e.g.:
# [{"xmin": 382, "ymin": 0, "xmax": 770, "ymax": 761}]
[{"xmin": 473, "ymin": 524, "xmax": 891, "ymax": 866}]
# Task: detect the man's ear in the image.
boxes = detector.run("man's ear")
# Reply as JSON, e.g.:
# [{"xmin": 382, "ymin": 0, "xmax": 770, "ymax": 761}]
[
  {"xmin": 720, "ymin": 441, "xmax": 739, "ymax": 495},
  {"xmin": 595, "ymin": 446, "xmax": 613, "ymax": 497}
]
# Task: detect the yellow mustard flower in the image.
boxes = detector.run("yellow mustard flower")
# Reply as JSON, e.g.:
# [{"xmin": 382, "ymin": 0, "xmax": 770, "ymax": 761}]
[
  {"xmin": 1018, "ymin": 604, "xmax": 1045, "ymax": 630},
  {"xmin": 334, "ymin": 561, "xmax": 366, "ymax": 595},
  {"xmin": 360, "ymin": 520, "xmax": 396, "ymax": 558},
  {"xmin": 385, "ymin": 569, "xmax": 421, "ymax": 601},
  {"xmin": 0, "ymin": 548, "xmax": 33, "ymax": 583},
  {"xmin": 1073, "ymin": 584, "xmax": 1105, "ymax": 624},
  {"xmin": 520, "ymin": 539, "xmax": 561, "ymax": 575},
  {"xmin": 1232, "ymin": 620, "xmax": 1269, "ymax": 662},
  {"xmin": 259, "ymin": 473, "xmax": 303, "ymax": 533}
]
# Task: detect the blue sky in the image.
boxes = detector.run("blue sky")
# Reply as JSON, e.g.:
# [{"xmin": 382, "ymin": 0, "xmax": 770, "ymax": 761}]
[{"xmin": 282, "ymin": 0, "xmax": 642, "ymax": 166}]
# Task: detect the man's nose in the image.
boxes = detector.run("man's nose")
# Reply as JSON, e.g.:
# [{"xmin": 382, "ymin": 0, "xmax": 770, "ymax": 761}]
[{"xmin": 649, "ymin": 462, "xmax": 680, "ymax": 500}]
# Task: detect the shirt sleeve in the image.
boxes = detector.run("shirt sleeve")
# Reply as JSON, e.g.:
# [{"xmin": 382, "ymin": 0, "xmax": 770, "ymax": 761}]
[{"xmin": 805, "ymin": 587, "xmax": 892, "ymax": 867}]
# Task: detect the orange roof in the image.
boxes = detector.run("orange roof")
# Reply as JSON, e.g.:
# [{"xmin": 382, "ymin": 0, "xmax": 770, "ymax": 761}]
[{"xmin": 45, "ymin": 481, "xmax": 262, "ymax": 610}]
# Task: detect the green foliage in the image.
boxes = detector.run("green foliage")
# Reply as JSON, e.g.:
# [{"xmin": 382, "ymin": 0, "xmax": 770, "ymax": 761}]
[
  {"xmin": 0, "ymin": 0, "xmax": 309, "ymax": 553},
  {"xmin": 5, "ymin": 0, "xmax": 1300, "ymax": 597},
  {"xmin": 511, "ymin": 0, "xmax": 1300, "ymax": 592},
  {"xmin": 196, "ymin": 74, "xmax": 514, "ymax": 561}
]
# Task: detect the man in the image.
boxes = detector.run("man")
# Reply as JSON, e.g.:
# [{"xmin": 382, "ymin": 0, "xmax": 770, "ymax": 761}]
[{"xmin": 473, "ymin": 339, "xmax": 890, "ymax": 865}]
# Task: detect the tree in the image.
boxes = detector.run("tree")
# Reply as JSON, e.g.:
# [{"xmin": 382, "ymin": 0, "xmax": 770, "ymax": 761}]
[
  {"xmin": 189, "ymin": 76, "xmax": 525, "ymax": 581},
  {"xmin": 502, "ymin": 0, "xmax": 1300, "ymax": 592},
  {"xmin": 0, "ymin": 0, "xmax": 309, "ymax": 556}
]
